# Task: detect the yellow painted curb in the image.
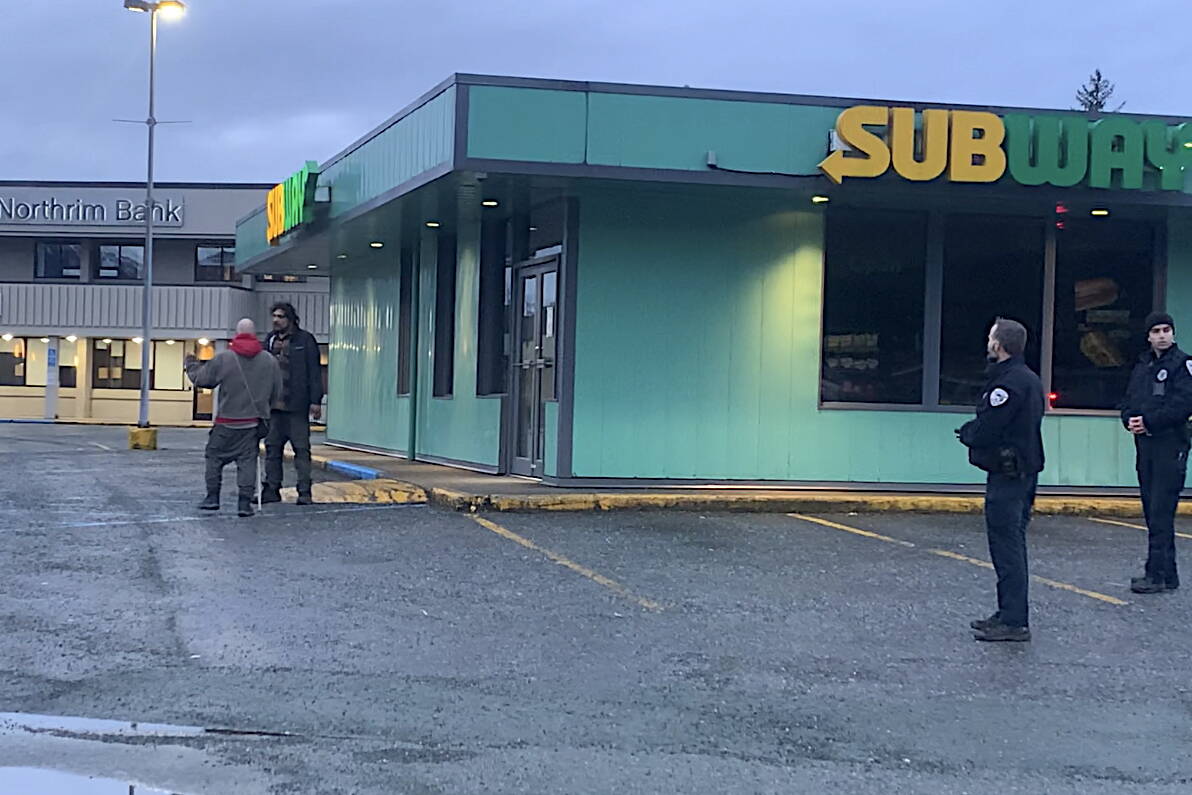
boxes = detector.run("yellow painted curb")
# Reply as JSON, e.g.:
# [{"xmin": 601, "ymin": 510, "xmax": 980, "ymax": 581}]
[{"xmin": 278, "ymin": 478, "xmax": 428, "ymax": 505}]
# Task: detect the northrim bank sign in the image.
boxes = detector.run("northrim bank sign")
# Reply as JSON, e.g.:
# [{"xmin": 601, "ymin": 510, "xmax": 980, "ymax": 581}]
[{"xmin": 0, "ymin": 189, "xmax": 184, "ymax": 227}]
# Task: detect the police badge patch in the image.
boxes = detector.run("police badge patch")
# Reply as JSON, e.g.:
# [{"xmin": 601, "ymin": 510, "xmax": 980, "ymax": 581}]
[
  {"xmin": 989, "ymin": 388, "xmax": 1009, "ymax": 407},
  {"xmin": 1186, "ymin": 360, "xmax": 1192, "ymax": 377},
  {"xmin": 1158, "ymin": 369, "xmax": 1169, "ymax": 382}
]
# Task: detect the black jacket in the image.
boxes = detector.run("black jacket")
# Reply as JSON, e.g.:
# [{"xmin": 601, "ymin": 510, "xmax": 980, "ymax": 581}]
[
  {"xmin": 264, "ymin": 326, "xmax": 324, "ymax": 413},
  {"xmin": 1119, "ymin": 344, "xmax": 1192, "ymax": 443},
  {"xmin": 958, "ymin": 356, "xmax": 1046, "ymax": 475}
]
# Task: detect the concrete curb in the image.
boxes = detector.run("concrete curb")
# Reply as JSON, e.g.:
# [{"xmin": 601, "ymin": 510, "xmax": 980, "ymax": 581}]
[{"xmin": 271, "ymin": 445, "xmax": 1163, "ymax": 516}]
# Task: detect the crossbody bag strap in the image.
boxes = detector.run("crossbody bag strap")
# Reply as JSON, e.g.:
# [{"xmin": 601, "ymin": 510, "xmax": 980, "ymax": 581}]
[{"xmin": 232, "ymin": 352, "xmax": 264, "ymax": 419}]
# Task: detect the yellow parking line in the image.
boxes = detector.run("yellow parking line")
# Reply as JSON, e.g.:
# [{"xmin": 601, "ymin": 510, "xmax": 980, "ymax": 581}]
[
  {"xmin": 788, "ymin": 514, "xmax": 1127, "ymax": 606},
  {"xmin": 1090, "ymin": 517, "xmax": 1192, "ymax": 540},
  {"xmin": 468, "ymin": 515, "xmax": 664, "ymax": 612}
]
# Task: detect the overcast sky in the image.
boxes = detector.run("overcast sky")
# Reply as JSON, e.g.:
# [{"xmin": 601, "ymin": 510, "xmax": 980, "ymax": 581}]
[{"xmin": 3, "ymin": 0, "xmax": 1186, "ymax": 184}]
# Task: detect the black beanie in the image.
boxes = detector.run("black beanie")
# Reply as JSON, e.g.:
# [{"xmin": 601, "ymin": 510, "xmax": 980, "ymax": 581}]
[{"xmin": 1144, "ymin": 311, "xmax": 1175, "ymax": 334}]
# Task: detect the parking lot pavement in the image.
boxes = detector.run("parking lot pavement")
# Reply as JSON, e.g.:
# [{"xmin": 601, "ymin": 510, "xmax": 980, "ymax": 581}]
[{"xmin": 1, "ymin": 424, "xmax": 1189, "ymax": 792}]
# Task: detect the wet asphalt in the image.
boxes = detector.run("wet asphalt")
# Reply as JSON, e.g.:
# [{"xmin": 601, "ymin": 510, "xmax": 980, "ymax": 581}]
[{"xmin": 0, "ymin": 425, "xmax": 1189, "ymax": 794}]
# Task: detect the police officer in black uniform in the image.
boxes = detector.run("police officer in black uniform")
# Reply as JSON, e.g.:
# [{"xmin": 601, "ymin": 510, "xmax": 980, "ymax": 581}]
[
  {"xmin": 1119, "ymin": 311, "xmax": 1192, "ymax": 594},
  {"xmin": 957, "ymin": 318, "xmax": 1045, "ymax": 642}
]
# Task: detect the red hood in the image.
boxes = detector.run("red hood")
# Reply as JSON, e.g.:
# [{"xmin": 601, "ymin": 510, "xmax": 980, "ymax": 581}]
[{"xmin": 229, "ymin": 333, "xmax": 262, "ymax": 357}]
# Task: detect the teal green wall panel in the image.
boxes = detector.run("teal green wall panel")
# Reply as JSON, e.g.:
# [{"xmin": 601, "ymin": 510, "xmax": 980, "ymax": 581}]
[
  {"xmin": 586, "ymin": 93, "xmax": 838, "ymax": 174},
  {"xmin": 327, "ymin": 263, "xmax": 410, "ymax": 452},
  {"xmin": 235, "ymin": 208, "xmax": 268, "ymax": 266},
  {"xmin": 413, "ymin": 211, "xmax": 501, "ymax": 468},
  {"xmin": 570, "ymin": 184, "xmax": 1151, "ymax": 486},
  {"xmin": 467, "ymin": 86, "xmax": 587, "ymax": 163},
  {"xmin": 1167, "ymin": 209, "xmax": 1192, "ymax": 333},
  {"xmin": 321, "ymin": 86, "xmax": 455, "ymax": 218}
]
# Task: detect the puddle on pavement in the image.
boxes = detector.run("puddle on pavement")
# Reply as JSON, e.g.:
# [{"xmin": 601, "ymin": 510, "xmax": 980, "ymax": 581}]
[
  {"xmin": 0, "ymin": 767, "xmax": 177, "ymax": 793},
  {"xmin": 0, "ymin": 711, "xmax": 206, "ymax": 739}
]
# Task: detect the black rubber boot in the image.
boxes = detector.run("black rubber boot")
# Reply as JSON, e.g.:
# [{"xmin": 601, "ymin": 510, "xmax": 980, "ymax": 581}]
[
  {"xmin": 238, "ymin": 498, "xmax": 255, "ymax": 518},
  {"xmin": 198, "ymin": 492, "xmax": 220, "ymax": 511},
  {"xmin": 297, "ymin": 490, "xmax": 315, "ymax": 506},
  {"xmin": 260, "ymin": 486, "xmax": 282, "ymax": 505}
]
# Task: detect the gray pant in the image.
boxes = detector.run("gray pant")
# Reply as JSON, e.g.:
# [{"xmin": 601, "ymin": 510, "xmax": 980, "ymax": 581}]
[
  {"xmin": 205, "ymin": 425, "xmax": 259, "ymax": 500},
  {"xmin": 265, "ymin": 409, "xmax": 312, "ymax": 492}
]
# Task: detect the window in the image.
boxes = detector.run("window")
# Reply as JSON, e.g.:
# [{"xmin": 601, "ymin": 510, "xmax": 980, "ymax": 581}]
[
  {"xmin": 0, "ymin": 337, "xmax": 26, "ymax": 386},
  {"xmin": 151, "ymin": 340, "xmax": 185, "ymax": 390},
  {"xmin": 397, "ymin": 246, "xmax": 415, "ymax": 396},
  {"xmin": 57, "ymin": 338, "xmax": 77, "ymax": 388},
  {"xmin": 195, "ymin": 244, "xmax": 238, "ymax": 283},
  {"xmin": 96, "ymin": 244, "xmax": 144, "ymax": 280},
  {"xmin": 36, "ymin": 242, "xmax": 82, "ymax": 279},
  {"xmin": 476, "ymin": 216, "xmax": 510, "ymax": 395},
  {"xmin": 1052, "ymin": 219, "xmax": 1155, "ymax": 410},
  {"xmin": 821, "ymin": 209, "xmax": 927, "ymax": 404},
  {"xmin": 940, "ymin": 215, "xmax": 1045, "ymax": 405},
  {"xmin": 91, "ymin": 339, "xmax": 187, "ymax": 389},
  {"xmin": 255, "ymin": 273, "xmax": 308, "ymax": 283},
  {"xmin": 432, "ymin": 232, "xmax": 457, "ymax": 397}
]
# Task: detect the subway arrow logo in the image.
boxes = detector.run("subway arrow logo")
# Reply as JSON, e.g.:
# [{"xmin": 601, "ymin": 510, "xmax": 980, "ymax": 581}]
[
  {"xmin": 819, "ymin": 106, "xmax": 1192, "ymax": 190},
  {"xmin": 266, "ymin": 161, "xmax": 320, "ymax": 245}
]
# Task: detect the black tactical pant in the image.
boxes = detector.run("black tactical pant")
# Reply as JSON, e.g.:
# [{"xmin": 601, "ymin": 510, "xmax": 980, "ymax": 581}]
[
  {"xmin": 1136, "ymin": 436, "xmax": 1186, "ymax": 587},
  {"xmin": 985, "ymin": 472, "xmax": 1037, "ymax": 628},
  {"xmin": 265, "ymin": 409, "xmax": 312, "ymax": 493},
  {"xmin": 205, "ymin": 425, "xmax": 259, "ymax": 500}
]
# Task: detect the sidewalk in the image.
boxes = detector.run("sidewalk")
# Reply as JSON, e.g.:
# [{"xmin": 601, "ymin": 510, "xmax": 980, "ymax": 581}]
[{"xmin": 274, "ymin": 443, "xmax": 1170, "ymax": 517}]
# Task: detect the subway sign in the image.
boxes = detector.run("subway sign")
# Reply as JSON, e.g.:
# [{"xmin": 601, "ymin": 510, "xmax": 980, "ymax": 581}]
[
  {"xmin": 819, "ymin": 106, "xmax": 1192, "ymax": 190},
  {"xmin": 266, "ymin": 161, "xmax": 320, "ymax": 245}
]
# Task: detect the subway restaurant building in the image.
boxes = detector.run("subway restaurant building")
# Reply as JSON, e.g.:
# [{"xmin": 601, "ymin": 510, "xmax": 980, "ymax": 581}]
[{"xmin": 236, "ymin": 74, "xmax": 1192, "ymax": 490}]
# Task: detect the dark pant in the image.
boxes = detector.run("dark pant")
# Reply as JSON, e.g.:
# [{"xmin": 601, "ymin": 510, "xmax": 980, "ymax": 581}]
[
  {"xmin": 985, "ymin": 472, "xmax": 1037, "ymax": 628},
  {"xmin": 1136, "ymin": 436, "xmax": 1186, "ymax": 587},
  {"xmin": 265, "ymin": 409, "xmax": 312, "ymax": 493},
  {"xmin": 205, "ymin": 425, "xmax": 259, "ymax": 501}
]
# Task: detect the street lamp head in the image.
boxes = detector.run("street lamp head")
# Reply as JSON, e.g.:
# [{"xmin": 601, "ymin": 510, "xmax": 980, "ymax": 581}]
[
  {"xmin": 157, "ymin": 0, "xmax": 186, "ymax": 19},
  {"xmin": 123, "ymin": 0, "xmax": 152, "ymax": 11}
]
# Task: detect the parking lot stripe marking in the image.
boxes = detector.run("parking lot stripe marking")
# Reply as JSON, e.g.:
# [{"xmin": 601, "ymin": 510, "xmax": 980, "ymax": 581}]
[
  {"xmin": 787, "ymin": 514, "xmax": 916, "ymax": 547},
  {"xmin": 788, "ymin": 514, "xmax": 1128, "ymax": 607},
  {"xmin": 468, "ymin": 515, "xmax": 663, "ymax": 612},
  {"xmin": 1091, "ymin": 517, "xmax": 1192, "ymax": 540}
]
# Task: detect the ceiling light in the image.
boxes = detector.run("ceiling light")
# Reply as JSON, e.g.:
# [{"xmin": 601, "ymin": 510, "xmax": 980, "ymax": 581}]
[
  {"xmin": 369, "ymin": 242, "xmax": 384, "ymax": 248},
  {"xmin": 166, "ymin": 339, "xmax": 176, "ymax": 345},
  {"xmin": 198, "ymin": 338, "xmax": 210, "ymax": 346},
  {"xmin": 336, "ymin": 253, "xmax": 348, "ymax": 260},
  {"xmin": 1185, "ymin": 142, "xmax": 1192, "ymax": 149},
  {"xmin": 1090, "ymin": 208, "xmax": 1110, "ymax": 217},
  {"xmin": 102, "ymin": 338, "xmax": 113, "ymax": 344},
  {"xmin": 40, "ymin": 337, "xmax": 50, "ymax": 344},
  {"xmin": 132, "ymin": 336, "xmax": 144, "ymax": 344},
  {"xmin": 482, "ymin": 200, "xmax": 499, "ymax": 207},
  {"xmin": 1, "ymin": 334, "xmax": 12, "ymax": 342},
  {"xmin": 811, "ymin": 195, "xmax": 830, "ymax": 204},
  {"xmin": 308, "ymin": 264, "xmax": 319, "ymax": 269},
  {"xmin": 529, "ymin": 226, "xmax": 538, "ymax": 232},
  {"xmin": 425, "ymin": 221, "xmax": 441, "ymax": 228},
  {"xmin": 65, "ymin": 335, "xmax": 77, "ymax": 343}
]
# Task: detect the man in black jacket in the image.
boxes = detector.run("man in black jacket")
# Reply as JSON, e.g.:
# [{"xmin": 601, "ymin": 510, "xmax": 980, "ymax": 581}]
[
  {"xmin": 1119, "ymin": 311, "xmax": 1192, "ymax": 594},
  {"xmin": 261, "ymin": 302, "xmax": 324, "ymax": 505},
  {"xmin": 957, "ymin": 318, "xmax": 1045, "ymax": 642}
]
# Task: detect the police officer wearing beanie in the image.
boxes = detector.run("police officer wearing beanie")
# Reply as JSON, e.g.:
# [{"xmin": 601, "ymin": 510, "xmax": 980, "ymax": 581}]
[
  {"xmin": 1120, "ymin": 311, "xmax": 1192, "ymax": 594},
  {"xmin": 957, "ymin": 318, "xmax": 1045, "ymax": 642}
]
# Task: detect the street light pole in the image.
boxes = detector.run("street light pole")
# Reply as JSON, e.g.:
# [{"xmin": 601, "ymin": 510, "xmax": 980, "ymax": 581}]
[
  {"xmin": 123, "ymin": 0, "xmax": 184, "ymax": 431},
  {"xmin": 137, "ymin": 6, "xmax": 158, "ymax": 428}
]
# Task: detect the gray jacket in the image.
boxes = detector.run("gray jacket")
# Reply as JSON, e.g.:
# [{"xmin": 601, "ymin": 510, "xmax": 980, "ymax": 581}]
[{"xmin": 186, "ymin": 348, "xmax": 282, "ymax": 429}]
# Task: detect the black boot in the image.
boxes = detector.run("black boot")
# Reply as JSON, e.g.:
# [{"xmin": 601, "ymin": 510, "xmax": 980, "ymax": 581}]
[
  {"xmin": 1131, "ymin": 576, "xmax": 1171, "ymax": 594},
  {"xmin": 238, "ymin": 498, "xmax": 255, "ymax": 518},
  {"xmin": 970, "ymin": 614, "xmax": 1000, "ymax": 631},
  {"xmin": 973, "ymin": 621, "xmax": 1031, "ymax": 642},
  {"xmin": 198, "ymin": 492, "xmax": 220, "ymax": 511},
  {"xmin": 260, "ymin": 486, "xmax": 282, "ymax": 504},
  {"xmin": 297, "ymin": 489, "xmax": 315, "ymax": 506}
]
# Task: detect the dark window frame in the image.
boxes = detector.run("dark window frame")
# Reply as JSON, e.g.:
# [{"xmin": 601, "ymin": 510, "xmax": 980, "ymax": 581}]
[
  {"xmin": 432, "ymin": 232, "xmax": 457, "ymax": 398},
  {"xmin": 35, "ymin": 240, "xmax": 83, "ymax": 280},
  {"xmin": 94, "ymin": 242, "xmax": 145, "ymax": 281},
  {"xmin": 194, "ymin": 242, "xmax": 238, "ymax": 283},
  {"xmin": 819, "ymin": 206, "xmax": 1164, "ymax": 415},
  {"xmin": 397, "ymin": 245, "xmax": 415, "ymax": 396}
]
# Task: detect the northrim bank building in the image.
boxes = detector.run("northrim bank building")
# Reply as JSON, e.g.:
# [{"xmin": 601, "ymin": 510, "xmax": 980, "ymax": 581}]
[{"xmin": 235, "ymin": 74, "xmax": 1192, "ymax": 489}]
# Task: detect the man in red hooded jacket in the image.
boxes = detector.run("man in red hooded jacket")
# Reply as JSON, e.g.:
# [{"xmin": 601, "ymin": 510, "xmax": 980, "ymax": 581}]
[{"xmin": 185, "ymin": 318, "xmax": 282, "ymax": 517}]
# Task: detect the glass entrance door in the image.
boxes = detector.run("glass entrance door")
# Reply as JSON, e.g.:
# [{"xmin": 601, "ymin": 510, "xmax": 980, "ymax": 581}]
[{"xmin": 510, "ymin": 261, "xmax": 558, "ymax": 477}]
